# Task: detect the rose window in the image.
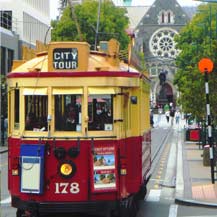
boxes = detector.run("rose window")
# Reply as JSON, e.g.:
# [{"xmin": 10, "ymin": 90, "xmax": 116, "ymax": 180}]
[{"xmin": 149, "ymin": 28, "xmax": 179, "ymax": 58}]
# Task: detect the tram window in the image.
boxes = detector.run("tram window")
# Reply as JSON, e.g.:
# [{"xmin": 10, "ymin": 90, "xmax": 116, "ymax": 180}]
[
  {"xmin": 14, "ymin": 89, "xmax": 20, "ymax": 129},
  {"xmin": 25, "ymin": 95, "xmax": 48, "ymax": 131},
  {"xmin": 54, "ymin": 94, "xmax": 82, "ymax": 131},
  {"xmin": 88, "ymin": 95, "xmax": 113, "ymax": 131}
]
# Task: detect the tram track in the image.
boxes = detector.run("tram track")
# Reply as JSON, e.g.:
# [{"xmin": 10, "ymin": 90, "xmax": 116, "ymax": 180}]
[{"xmin": 151, "ymin": 128, "xmax": 172, "ymax": 165}]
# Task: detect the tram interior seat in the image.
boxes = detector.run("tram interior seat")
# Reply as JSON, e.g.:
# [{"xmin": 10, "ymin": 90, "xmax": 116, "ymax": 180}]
[{"xmin": 25, "ymin": 113, "xmax": 47, "ymax": 131}]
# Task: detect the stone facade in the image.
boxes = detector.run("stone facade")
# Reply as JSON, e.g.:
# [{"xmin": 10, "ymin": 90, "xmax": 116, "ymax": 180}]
[{"xmin": 133, "ymin": 0, "xmax": 194, "ymax": 108}]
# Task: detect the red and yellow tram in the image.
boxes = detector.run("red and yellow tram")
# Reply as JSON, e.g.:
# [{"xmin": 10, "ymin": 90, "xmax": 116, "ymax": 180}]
[{"xmin": 7, "ymin": 38, "xmax": 151, "ymax": 217}]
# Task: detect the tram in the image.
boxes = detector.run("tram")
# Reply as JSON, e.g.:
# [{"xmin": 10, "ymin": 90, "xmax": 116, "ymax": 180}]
[{"xmin": 7, "ymin": 38, "xmax": 151, "ymax": 217}]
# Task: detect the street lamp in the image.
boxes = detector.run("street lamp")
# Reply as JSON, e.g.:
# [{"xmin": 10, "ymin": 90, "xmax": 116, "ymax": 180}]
[{"xmin": 44, "ymin": 26, "xmax": 52, "ymax": 45}]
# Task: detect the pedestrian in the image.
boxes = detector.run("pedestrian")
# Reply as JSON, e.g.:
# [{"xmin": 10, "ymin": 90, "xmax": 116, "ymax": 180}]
[
  {"xmin": 170, "ymin": 107, "xmax": 175, "ymax": 126},
  {"xmin": 157, "ymin": 105, "xmax": 162, "ymax": 124},
  {"xmin": 150, "ymin": 109, "xmax": 154, "ymax": 128},
  {"xmin": 164, "ymin": 103, "xmax": 170, "ymax": 113},
  {"xmin": 175, "ymin": 110, "xmax": 181, "ymax": 125},
  {"xmin": 165, "ymin": 110, "xmax": 170, "ymax": 123}
]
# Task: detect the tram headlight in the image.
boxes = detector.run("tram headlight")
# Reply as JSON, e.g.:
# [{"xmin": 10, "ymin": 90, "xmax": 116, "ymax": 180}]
[{"xmin": 58, "ymin": 160, "xmax": 76, "ymax": 179}]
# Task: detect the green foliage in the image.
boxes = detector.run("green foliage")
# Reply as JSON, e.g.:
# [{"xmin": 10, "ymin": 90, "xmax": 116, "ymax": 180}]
[
  {"xmin": 174, "ymin": 3, "xmax": 217, "ymax": 124},
  {"xmin": 51, "ymin": 0, "xmax": 130, "ymax": 49}
]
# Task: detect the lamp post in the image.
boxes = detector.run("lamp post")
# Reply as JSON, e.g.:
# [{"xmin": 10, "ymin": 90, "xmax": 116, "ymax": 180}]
[
  {"xmin": 94, "ymin": 0, "xmax": 101, "ymax": 50},
  {"xmin": 198, "ymin": 58, "xmax": 215, "ymax": 183},
  {"xmin": 44, "ymin": 26, "xmax": 52, "ymax": 45},
  {"xmin": 195, "ymin": 1, "xmax": 217, "ymax": 183}
]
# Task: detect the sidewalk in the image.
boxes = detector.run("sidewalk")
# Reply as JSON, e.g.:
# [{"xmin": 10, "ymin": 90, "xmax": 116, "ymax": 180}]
[
  {"xmin": 0, "ymin": 145, "xmax": 8, "ymax": 154},
  {"xmin": 153, "ymin": 114, "xmax": 217, "ymax": 207},
  {"xmin": 175, "ymin": 134, "xmax": 217, "ymax": 207}
]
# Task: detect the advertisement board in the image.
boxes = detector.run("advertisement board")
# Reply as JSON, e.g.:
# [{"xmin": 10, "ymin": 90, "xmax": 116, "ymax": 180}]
[{"xmin": 91, "ymin": 145, "xmax": 117, "ymax": 192}]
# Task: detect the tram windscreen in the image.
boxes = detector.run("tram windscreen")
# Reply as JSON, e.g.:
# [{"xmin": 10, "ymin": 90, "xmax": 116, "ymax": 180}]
[
  {"xmin": 25, "ymin": 95, "xmax": 48, "ymax": 131},
  {"xmin": 54, "ymin": 94, "xmax": 82, "ymax": 131},
  {"xmin": 88, "ymin": 94, "xmax": 113, "ymax": 131}
]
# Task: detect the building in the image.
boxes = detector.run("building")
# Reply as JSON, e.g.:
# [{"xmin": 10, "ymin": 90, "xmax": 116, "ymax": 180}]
[
  {"xmin": 0, "ymin": 0, "xmax": 51, "ymax": 123},
  {"xmin": 0, "ymin": 0, "xmax": 51, "ymax": 75},
  {"xmin": 127, "ymin": 0, "xmax": 197, "ymax": 108}
]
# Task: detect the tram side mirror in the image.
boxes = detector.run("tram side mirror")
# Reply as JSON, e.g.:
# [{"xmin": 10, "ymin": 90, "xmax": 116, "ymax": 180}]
[{"xmin": 130, "ymin": 96, "xmax": 137, "ymax": 104}]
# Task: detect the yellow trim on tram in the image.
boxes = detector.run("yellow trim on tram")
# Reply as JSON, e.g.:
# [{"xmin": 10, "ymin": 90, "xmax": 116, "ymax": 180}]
[
  {"xmin": 52, "ymin": 88, "xmax": 83, "ymax": 95},
  {"xmin": 23, "ymin": 88, "xmax": 48, "ymax": 95},
  {"xmin": 88, "ymin": 87, "xmax": 116, "ymax": 94}
]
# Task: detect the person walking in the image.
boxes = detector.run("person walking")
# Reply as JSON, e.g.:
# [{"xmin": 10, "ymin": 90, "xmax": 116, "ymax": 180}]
[
  {"xmin": 170, "ymin": 107, "xmax": 175, "ymax": 126},
  {"xmin": 164, "ymin": 103, "xmax": 169, "ymax": 113},
  {"xmin": 150, "ymin": 109, "xmax": 154, "ymax": 128},
  {"xmin": 165, "ymin": 110, "xmax": 170, "ymax": 123},
  {"xmin": 157, "ymin": 105, "xmax": 163, "ymax": 124},
  {"xmin": 175, "ymin": 110, "xmax": 181, "ymax": 125}
]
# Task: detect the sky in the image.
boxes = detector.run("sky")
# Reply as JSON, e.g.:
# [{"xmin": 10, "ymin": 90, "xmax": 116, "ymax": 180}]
[{"xmin": 50, "ymin": 0, "xmax": 201, "ymax": 20}]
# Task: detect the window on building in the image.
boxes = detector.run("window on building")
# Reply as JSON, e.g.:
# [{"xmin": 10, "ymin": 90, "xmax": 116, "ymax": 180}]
[
  {"xmin": 88, "ymin": 94, "xmax": 113, "ymax": 131},
  {"xmin": 7, "ymin": 49, "xmax": 14, "ymax": 73},
  {"xmin": 161, "ymin": 13, "xmax": 165, "ymax": 24},
  {"xmin": 54, "ymin": 94, "xmax": 82, "ymax": 131},
  {"xmin": 158, "ymin": 10, "xmax": 174, "ymax": 24},
  {"xmin": 149, "ymin": 65, "xmax": 158, "ymax": 77},
  {"xmin": 168, "ymin": 12, "xmax": 171, "ymax": 23},
  {"xmin": 0, "ymin": 11, "xmax": 12, "ymax": 30},
  {"xmin": 1, "ymin": 47, "xmax": 6, "ymax": 75}
]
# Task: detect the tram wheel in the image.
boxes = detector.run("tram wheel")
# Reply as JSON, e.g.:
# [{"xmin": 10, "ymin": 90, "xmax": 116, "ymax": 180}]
[
  {"xmin": 119, "ymin": 197, "xmax": 138, "ymax": 217},
  {"xmin": 109, "ymin": 209, "xmax": 119, "ymax": 217},
  {"xmin": 136, "ymin": 185, "xmax": 147, "ymax": 200},
  {"xmin": 16, "ymin": 209, "xmax": 24, "ymax": 217}
]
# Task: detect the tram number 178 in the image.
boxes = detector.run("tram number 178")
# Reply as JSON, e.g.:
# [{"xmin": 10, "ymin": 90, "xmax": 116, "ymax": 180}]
[{"xmin": 55, "ymin": 182, "xmax": 80, "ymax": 194}]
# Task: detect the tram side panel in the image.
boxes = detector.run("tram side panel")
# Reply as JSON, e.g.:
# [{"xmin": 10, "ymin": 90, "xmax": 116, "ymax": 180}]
[
  {"xmin": 141, "ymin": 80, "xmax": 152, "ymax": 183},
  {"xmin": 119, "ymin": 85, "xmax": 151, "ymax": 197},
  {"xmin": 9, "ymin": 138, "xmax": 121, "ymax": 202}
]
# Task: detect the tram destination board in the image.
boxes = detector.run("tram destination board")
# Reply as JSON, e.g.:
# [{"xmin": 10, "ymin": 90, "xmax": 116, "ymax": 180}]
[{"xmin": 53, "ymin": 48, "xmax": 78, "ymax": 69}]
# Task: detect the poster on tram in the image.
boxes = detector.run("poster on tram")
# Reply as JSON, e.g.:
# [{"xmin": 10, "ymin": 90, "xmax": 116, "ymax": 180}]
[{"xmin": 91, "ymin": 144, "xmax": 117, "ymax": 192}]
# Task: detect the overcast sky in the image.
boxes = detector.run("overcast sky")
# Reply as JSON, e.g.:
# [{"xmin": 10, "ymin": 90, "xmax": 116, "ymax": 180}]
[{"xmin": 50, "ymin": 0, "xmax": 201, "ymax": 20}]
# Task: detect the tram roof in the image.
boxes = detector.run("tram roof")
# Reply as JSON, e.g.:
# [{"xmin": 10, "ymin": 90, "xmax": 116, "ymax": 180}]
[
  {"xmin": 10, "ymin": 39, "xmax": 142, "ymax": 76},
  {"xmin": 11, "ymin": 53, "xmax": 140, "ymax": 73}
]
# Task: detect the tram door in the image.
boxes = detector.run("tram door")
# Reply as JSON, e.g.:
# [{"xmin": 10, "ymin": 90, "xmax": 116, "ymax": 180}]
[{"xmin": 122, "ymin": 89, "xmax": 129, "ymax": 139}]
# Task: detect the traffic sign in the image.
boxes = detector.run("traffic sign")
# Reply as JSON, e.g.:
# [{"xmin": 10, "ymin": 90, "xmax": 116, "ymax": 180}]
[{"xmin": 198, "ymin": 58, "xmax": 214, "ymax": 73}]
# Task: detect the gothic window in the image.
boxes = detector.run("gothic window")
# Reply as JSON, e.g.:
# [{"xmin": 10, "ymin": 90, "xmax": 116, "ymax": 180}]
[
  {"xmin": 162, "ymin": 13, "xmax": 165, "ymax": 24},
  {"xmin": 149, "ymin": 28, "xmax": 180, "ymax": 58},
  {"xmin": 168, "ymin": 12, "xmax": 171, "ymax": 23},
  {"xmin": 149, "ymin": 64, "xmax": 157, "ymax": 77},
  {"xmin": 166, "ymin": 10, "xmax": 174, "ymax": 24},
  {"xmin": 158, "ymin": 10, "xmax": 175, "ymax": 24}
]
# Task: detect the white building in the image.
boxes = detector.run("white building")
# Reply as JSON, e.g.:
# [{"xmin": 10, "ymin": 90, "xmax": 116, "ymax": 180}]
[{"xmin": 0, "ymin": 0, "xmax": 51, "ymax": 74}]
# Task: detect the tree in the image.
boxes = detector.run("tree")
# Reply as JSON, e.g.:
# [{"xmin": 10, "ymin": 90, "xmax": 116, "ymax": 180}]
[
  {"xmin": 174, "ymin": 3, "xmax": 217, "ymax": 123},
  {"xmin": 51, "ymin": 0, "xmax": 130, "ymax": 50}
]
